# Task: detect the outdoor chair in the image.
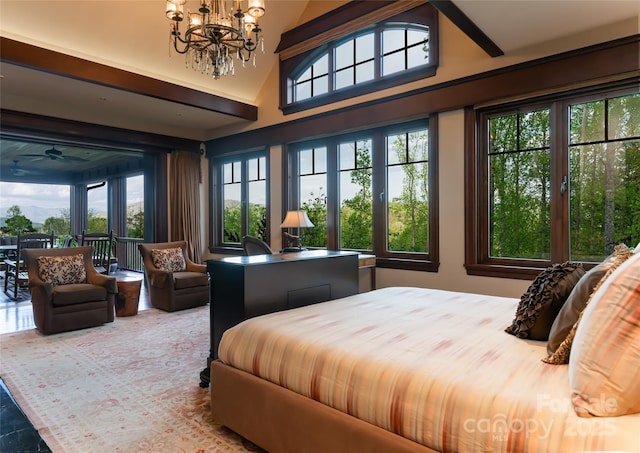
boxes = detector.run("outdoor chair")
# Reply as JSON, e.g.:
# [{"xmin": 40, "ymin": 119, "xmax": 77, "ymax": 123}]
[
  {"xmin": 22, "ymin": 246, "xmax": 116, "ymax": 334},
  {"xmin": 4, "ymin": 231, "xmax": 54, "ymax": 299},
  {"xmin": 138, "ymin": 240, "xmax": 209, "ymax": 312},
  {"xmin": 79, "ymin": 230, "xmax": 117, "ymax": 274}
]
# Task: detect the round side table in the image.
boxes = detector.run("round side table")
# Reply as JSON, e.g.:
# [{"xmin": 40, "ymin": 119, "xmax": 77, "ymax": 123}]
[{"xmin": 115, "ymin": 276, "xmax": 143, "ymax": 317}]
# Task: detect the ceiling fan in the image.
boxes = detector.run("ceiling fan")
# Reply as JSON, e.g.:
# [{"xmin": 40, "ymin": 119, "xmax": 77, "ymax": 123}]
[
  {"xmin": 10, "ymin": 160, "xmax": 42, "ymax": 177},
  {"xmin": 21, "ymin": 145, "xmax": 89, "ymax": 162}
]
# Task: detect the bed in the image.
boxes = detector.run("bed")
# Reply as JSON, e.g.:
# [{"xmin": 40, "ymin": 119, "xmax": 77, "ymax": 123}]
[{"xmin": 211, "ymin": 285, "xmax": 640, "ymax": 453}]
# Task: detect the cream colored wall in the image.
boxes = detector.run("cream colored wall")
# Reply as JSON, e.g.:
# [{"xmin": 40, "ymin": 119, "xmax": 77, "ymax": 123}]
[{"xmin": 268, "ymin": 145, "xmax": 284, "ymax": 252}]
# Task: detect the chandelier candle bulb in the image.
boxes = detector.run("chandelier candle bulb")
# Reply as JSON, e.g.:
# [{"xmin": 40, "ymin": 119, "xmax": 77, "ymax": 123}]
[
  {"xmin": 166, "ymin": 0, "xmax": 266, "ymax": 79},
  {"xmin": 166, "ymin": 1, "xmax": 184, "ymax": 21},
  {"xmin": 248, "ymin": 0, "xmax": 265, "ymax": 17}
]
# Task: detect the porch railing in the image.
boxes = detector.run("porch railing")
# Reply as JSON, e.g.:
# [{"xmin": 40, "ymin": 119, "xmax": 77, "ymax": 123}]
[{"xmin": 115, "ymin": 237, "xmax": 144, "ymax": 272}]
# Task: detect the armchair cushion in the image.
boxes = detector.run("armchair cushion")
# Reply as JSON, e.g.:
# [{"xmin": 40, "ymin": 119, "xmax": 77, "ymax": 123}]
[
  {"xmin": 151, "ymin": 247, "xmax": 186, "ymax": 272},
  {"xmin": 174, "ymin": 271, "xmax": 209, "ymax": 290},
  {"xmin": 52, "ymin": 283, "xmax": 108, "ymax": 306},
  {"xmin": 38, "ymin": 254, "xmax": 86, "ymax": 286}
]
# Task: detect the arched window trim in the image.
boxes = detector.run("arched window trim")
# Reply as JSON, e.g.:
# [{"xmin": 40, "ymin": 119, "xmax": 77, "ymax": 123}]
[{"xmin": 279, "ymin": 3, "xmax": 438, "ymax": 115}]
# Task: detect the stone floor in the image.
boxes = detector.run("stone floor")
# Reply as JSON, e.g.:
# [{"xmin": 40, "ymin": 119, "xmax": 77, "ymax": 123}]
[{"xmin": 0, "ymin": 379, "xmax": 51, "ymax": 453}]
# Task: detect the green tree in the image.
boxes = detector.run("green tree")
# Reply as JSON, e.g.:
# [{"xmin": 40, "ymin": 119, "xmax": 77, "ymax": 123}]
[
  {"xmin": 301, "ymin": 190, "xmax": 327, "ymax": 248},
  {"xmin": 127, "ymin": 209, "xmax": 144, "ymax": 238},
  {"xmin": 2, "ymin": 205, "xmax": 35, "ymax": 235},
  {"xmin": 248, "ymin": 204, "xmax": 267, "ymax": 240},
  {"xmin": 489, "ymin": 110, "xmax": 550, "ymax": 259},
  {"xmin": 340, "ymin": 143, "xmax": 373, "ymax": 249},
  {"xmin": 489, "ymin": 92, "xmax": 639, "ymax": 263},
  {"xmin": 87, "ymin": 209, "xmax": 107, "ymax": 233},
  {"xmin": 223, "ymin": 203, "xmax": 241, "ymax": 243},
  {"xmin": 43, "ymin": 208, "xmax": 71, "ymax": 235},
  {"xmin": 387, "ymin": 131, "xmax": 429, "ymax": 252}
]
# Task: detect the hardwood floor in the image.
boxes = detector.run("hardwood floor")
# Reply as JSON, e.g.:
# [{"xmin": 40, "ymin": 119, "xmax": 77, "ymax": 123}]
[{"xmin": 0, "ymin": 270, "xmax": 150, "ymax": 335}]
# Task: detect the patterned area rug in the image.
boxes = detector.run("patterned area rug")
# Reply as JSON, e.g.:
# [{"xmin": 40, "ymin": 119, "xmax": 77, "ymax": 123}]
[{"xmin": 0, "ymin": 306, "xmax": 261, "ymax": 452}]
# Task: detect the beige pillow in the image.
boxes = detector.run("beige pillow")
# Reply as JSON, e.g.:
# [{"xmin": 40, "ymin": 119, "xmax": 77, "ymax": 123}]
[
  {"xmin": 151, "ymin": 247, "xmax": 186, "ymax": 272},
  {"xmin": 37, "ymin": 254, "xmax": 86, "ymax": 286},
  {"xmin": 569, "ymin": 252, "xmax": 640, "ymax": 417},
  {"xmin": 547, "ymin": 263, "xmax": 613, "ymax": 355},
  {"xmin": 543, "ymin": 244, "xmax": 633, "ymax": 363}
]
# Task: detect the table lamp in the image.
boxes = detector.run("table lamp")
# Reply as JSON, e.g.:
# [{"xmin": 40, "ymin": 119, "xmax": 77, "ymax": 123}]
[{"xmin": 280, "ymin": 210, "xmax": 314, "ymax": 251}]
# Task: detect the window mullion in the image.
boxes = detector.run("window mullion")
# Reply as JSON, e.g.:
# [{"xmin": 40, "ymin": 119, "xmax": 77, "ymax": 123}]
[
  {"xmin": 326, "ymin": 141, "xmax": 339, "ymax": 250},
  {"xmin": 374, "ymin": 27, "xmax": 381, "ymax": 79},
  {"xmin": 550, "ymin": 102, "xmax": 568, "ymax": 263},
  {"xmin": 371, "ymin": 130, "xmax": 386, "ymax": 257},
  {"xmin": 241, "ymin": 159, "xmax": 249, "ymax": 237},
  {"xmin": 328, "ymin": 44, "xmax": 335, "ymax": 93}
]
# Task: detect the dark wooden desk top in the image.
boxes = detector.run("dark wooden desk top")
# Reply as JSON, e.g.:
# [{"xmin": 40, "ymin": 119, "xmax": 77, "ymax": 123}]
[{"xmin": 209, "ymin": 250, "xmax": 359, "ymax": 266}]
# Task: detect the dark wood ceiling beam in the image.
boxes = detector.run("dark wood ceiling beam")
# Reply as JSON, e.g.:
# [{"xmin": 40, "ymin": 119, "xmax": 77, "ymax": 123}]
[
  {"xmin": 0, "ymin": 109, "xmax": 200, "ymax": 153},
  {"xmin": 430, "ymin": 0, "xmax": 504, "ymax": 57},
  {"xmin": 0, "ymin": 37, "xmax": 257, "ymax": 121}
]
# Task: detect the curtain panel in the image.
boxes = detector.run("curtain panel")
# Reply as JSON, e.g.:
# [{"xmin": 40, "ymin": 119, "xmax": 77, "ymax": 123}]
[{"xmin": 170, "ymin": 150, "xmax": 203, "ymax": 263}]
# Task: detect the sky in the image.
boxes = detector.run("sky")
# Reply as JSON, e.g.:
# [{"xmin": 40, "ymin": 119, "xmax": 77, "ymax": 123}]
[{"xmin": 0, "ymin": 175, "xmax": 143, "ymax": 224}]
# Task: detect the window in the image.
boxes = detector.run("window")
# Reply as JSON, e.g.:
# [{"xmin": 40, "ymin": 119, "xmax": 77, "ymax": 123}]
[
  {"xmin": 287, "ymin": 118, "xmax": 438, "ymax": 271},
  {"xmin": 290, "ymin": 25, "xmax": 430, "ymax": 106},
  {"xmin": 213, "ymin": 152, "xmax": 268, "ymax": 249},
  {"xmin": 279, "ymin": 3, "xmax": 438, "ymax": 114},
  {"xmin": 382, "ymin": 28, "xmax": 429, "ymax": 76},
  {"xmin": 87, "ymin": 181, "xmax": 108, "ymax": 233},
  {"xmin": 339, "ymin": 138, "xmax": 372, "ymax": 249},
  {"xmin": 386, "ymin": 130, "xmax": 430, "ymax": 253},
  {"xmin": 298, "ymin": 146, "xmax": 327, "ymax": 247},
  {"xmin": 125, "ymin": 174, "xmax": 144, "ymax": 238},
  {"xmin": 467, "ymin": 85, "xmax": 640, "ymax": 279}
]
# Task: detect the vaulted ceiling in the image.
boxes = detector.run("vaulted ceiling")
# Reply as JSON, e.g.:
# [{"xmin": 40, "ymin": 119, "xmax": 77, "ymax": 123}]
[{"xmin": 1, "ymin": 0, "xmax": 638, "ymax": 183}]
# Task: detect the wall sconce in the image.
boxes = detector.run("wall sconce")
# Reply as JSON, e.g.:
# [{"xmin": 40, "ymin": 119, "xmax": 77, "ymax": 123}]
[{"xmin": 280, "ymin": 210, "xmax": 314, "ymax": 251}]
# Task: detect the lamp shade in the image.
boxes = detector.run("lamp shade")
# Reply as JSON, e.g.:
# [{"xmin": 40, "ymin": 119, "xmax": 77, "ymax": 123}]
[{"xmin": 280, "ymin": 210, "xmax": 314, "ymax": 228}]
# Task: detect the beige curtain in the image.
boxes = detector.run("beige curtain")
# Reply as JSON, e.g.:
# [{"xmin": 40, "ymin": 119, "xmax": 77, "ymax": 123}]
[{"xmin": 170, "ymin": 150, "xmax": 203, "ymax": 263}]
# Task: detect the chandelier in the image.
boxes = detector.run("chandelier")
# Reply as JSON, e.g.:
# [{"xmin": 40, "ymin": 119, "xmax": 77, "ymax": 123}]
[{"xmin": 166, "ymin": 0, "xmax": 266, "ymax": 79}]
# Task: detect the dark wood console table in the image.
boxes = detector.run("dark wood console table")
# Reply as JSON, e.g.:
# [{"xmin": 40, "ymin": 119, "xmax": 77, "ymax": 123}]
[{"xmin": 199, "ymin": 250, "xmax": 359, "ymax": 387}]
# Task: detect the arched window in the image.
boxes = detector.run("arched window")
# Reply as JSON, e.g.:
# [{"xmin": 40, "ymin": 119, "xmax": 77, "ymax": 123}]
[{"xmin": 278, "ymin": 2, "xmax": 438, "ymax": 114}]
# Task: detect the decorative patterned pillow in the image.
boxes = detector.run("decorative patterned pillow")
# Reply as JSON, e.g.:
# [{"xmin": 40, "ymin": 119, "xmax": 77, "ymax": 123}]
[
  {"xmin": 151, "ymin": 247, "xmax": 186, "ymax": 272},
  {"xmin": 569, "ymin": 252, "xmax": 640, "ymax": 417},
  {"xmin": 505, "ymin": 261, "xmax": 584, "ymax": 340},
  {"xmin": 37, "ymin": 254, "xmax": 86, "ymax": 286},
  {"xmin": 543, "ymin": 244, "xmax": 634, "ymax": 364}
]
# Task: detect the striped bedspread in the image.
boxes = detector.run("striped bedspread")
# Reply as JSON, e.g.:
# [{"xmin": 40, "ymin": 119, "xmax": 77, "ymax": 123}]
[{"xmin": 218, "ymin": 287, "xmax": 640, "ymax": 452}]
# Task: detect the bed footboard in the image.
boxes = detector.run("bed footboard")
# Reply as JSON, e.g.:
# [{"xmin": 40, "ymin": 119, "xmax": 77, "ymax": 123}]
[{"xmin": 210, "ymin": 360, "xmax": 438, "ymax": 453}]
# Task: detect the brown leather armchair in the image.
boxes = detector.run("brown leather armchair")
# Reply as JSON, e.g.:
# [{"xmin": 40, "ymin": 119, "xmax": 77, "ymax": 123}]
[
  {"xmin": 138, "ymin": 241, "xmax": 209, "ymax": 312},
  {"xmin": 22, "ymin": 246, "xmax": 117, "ymax": 334}
]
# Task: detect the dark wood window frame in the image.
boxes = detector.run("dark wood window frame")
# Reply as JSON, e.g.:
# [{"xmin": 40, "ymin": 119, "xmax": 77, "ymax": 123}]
[
  {"xmin": 465, "ymin": 80, "xmax": 640, "ymax": 280},
  {"xmin": 284, "ymin": 117, "xmax": 439, "ymax": 272},
  {"xmin": 210, "ymin": 149, "xmax": 270, "ymax": 254},
  {"xmin": 278, "ymin": 3, "xmax": 439, "ymax": 115}
]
